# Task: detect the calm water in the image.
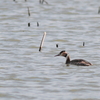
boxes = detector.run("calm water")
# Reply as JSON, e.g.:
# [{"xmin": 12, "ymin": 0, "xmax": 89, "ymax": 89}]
[{"xmin": 0, "ymin": 0, "xmax": 100, "ymax": 100}]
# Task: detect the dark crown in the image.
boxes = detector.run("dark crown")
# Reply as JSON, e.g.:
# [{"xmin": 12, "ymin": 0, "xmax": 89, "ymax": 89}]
[{"xmin": 60, "ymin": 50, "xmax": 66, "ymax": 54}]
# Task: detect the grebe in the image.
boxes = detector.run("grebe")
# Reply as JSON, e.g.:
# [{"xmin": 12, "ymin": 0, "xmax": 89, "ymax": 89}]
[{"xmin": 55, "ymin": 50, "xmax": 92, "ymax": 66}]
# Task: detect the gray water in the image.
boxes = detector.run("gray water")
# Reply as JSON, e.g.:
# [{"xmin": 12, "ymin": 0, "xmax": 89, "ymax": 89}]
[{"xmin": 0, "ymin": 0, "xmax": 100, "ymax": 100}]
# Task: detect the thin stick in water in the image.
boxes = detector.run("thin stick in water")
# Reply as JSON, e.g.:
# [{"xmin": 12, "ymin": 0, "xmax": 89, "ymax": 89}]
[
  {"xmin": 37, "ymin": 22, "xmax": 39, "ymax": 27},
  {"xmin": 83, "ymin": 42, "xmax": 85, "ymax": 46},
  {"xmin": 39, "ymin": 32, "xmax": 46, "ymax": 51},
  {"xmin": 13, "ymin": 0, "xmax": 17, "ymax": 2},
  {"xmin": 56, "ymin": 44, "xmax": 58, "ymax": 48},
  {"xmin": 39, "ymin": 0, "xmax": 42, "ymax": 4},
  {"xmin": 44, "ymin": 0, "xmax": 48, "ymax": 4},
  {"xmin": 28, "ymin": 23, "xmax": 30, "ymax": 27},
  {"xmin": 39, "ymin": 0, "xmax": 48, "ymax": 4},
  {"xmin": 98, "ymin": 7, "xmax": 100, "ymax": 14},
  {"xmin": 27, "ymin": 7, "xmax": 30, "ymax": 16},
  {"xmin": 41, "ymin": 0, "xmax": 44, "ymax": 4}
]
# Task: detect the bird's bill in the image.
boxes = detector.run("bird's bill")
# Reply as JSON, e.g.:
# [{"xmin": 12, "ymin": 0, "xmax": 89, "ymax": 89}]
[{"xmin": 55, "ymin": 53, "xmax": 60, "ymax": 57}]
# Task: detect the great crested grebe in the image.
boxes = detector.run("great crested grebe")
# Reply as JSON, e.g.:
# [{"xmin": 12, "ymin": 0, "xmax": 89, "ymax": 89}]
[{"xmin": 55, "ymin": 50, "xmax": 92, "ymax": 66}]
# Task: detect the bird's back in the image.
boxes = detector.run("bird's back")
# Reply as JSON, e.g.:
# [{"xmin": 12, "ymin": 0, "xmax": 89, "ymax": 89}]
[{"xmin": 70, "ymin": 59, "xmax": 92, "ymax": 66}]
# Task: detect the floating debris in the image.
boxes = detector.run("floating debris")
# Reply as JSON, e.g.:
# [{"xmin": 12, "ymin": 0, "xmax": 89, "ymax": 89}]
[
  {"xmin": 37, "ymin": 22, "xmax": 39, "ymax": 27},
  {"xmin": 27, "ymin": 7, "xmax": 30, "ymax": 16},
  {"xmin": 28, "ymin": 23, "xmax": 30, "ymax": 27},
  {"xmin": 39, "ymin": 32, "xmax": 46, "ymax": 51},
  {"xmin": 56, "ymin": 44, "xmax": 58, "ymax": 48}
]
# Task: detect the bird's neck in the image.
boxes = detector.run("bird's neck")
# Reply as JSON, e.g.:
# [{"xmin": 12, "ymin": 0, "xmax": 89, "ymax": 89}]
[{"xmin": 65, "ymin": 55, "xmax": 70, "ymax": 64}]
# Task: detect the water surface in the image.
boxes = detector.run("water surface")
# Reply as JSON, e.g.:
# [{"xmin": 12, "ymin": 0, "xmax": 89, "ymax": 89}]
[{"xmin": 0, "ymin": 0, "xmax": 100, "ymax": 100}]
